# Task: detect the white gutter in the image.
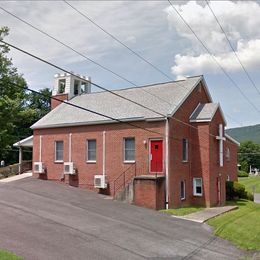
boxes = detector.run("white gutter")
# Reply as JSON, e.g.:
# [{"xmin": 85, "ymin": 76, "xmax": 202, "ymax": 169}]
[
  {"xmin": 39, "ymin": 135, "xmax": 42, "ymax": 162},
  {"xmin": 165, "ymin": 118, "xmax": 169, "ymax": 209},
  {"xmin": 69, "ymin": 133, "xmax": 72, "ymax": 162},
  {"xmin": 103, "ymin": 131, "xmax": 106, "ymax": 177}
]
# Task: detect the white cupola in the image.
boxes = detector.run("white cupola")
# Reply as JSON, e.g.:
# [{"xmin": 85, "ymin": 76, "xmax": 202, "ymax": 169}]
[{"xmin": 52, "ymin": 72, "xmax": 91, "ymax": 100}]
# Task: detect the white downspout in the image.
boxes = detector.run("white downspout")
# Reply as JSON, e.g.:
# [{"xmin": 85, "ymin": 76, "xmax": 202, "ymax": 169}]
[
  {"xmin": 103, "ymin": 131, "xmax": 106, "ymax": 177},
  {"xmin": 69, "ymin": 133, "xmax": 72, "ymax": 162},
  {"xmin": 39, "ymin": 135, "xmax": 42, "ymax": 162},
  {"xmin": 165, "ymin": 118, "xmax": 169, "ymax": 209}
]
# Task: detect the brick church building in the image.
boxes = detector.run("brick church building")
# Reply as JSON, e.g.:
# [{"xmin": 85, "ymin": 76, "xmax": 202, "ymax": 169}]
[{"xmin": 28, "ymin": 73, "xmax": 238, "ymax": 210}]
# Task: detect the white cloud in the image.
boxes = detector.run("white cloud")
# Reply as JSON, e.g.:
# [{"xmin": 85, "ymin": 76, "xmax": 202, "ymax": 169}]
[
  {"xmin": 165, "ymin": 1, "xmax": 260, "ymax": 77},
  {"xmin": 172, "ymin": 39, "xmax": 260, "ymax": 77}
]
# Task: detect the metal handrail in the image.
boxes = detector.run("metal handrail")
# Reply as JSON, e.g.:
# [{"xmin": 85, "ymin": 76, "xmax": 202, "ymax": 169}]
[{"xmin": 113, "ymin": 162, "xmax": 136, "ymax": 195}]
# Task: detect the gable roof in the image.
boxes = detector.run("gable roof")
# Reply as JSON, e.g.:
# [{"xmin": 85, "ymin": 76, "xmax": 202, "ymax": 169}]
[
  {"xmin": 189, "ymin": 102, "xmax": 227, "ymax": 125},
  {"xmin": 31, "ymin": 76, "xmax": 205, "ymax": 129},
  {"xmin": 190, "ymin": 103, "xmax": 219, "ymax": 122}
]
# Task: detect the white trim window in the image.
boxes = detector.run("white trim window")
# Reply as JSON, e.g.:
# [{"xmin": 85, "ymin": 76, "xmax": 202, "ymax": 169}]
[
  {"xmin": 181, "ymin": 180, "xmax": 186, "ymax": 200},
  {"xmin": 55, "ymin": 141, "xmax": 64, "ymax": 162},
  {"xmin": 87, "ymin": 139, "xmax": 96, "ymax": 162},
  {"xmin": 124, "ymin": 137, "xmax": 135, "ymax": 162},
  {"xmin": 193, "ymin": 178, "xmax": 203, "ymax": 196},
  {"xmin": 182, "ymin": 138, "xmax": 189, "ymax": 162}
]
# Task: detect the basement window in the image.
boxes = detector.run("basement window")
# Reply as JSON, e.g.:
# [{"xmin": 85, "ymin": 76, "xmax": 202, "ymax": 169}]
[
  {"xmin": 55, "ymin": 141, "xmax": 64, "ymax": 162},
  {"xmin": 87, "ymin": 139, "xmax": 96, "ymax": 162},
  {"xmin": 124, "ymin": 137, "xmax": 135, "ymax": 162},
  {"xmin": 193, "ymin": 178, "xmax": 203, "ymax": 196}
]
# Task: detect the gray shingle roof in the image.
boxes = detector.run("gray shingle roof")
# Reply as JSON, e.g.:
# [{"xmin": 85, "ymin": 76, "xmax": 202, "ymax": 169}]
[
  {"xmin": 31, "ymin": 76, "xmax": 202, "ymax": 129},
  {"xmin": 189, "ymin": 103, "xmax": 219, "ymax": 122}
]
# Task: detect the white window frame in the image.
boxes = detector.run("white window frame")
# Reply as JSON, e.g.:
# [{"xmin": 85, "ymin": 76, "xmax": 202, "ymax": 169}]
[
  {"xmin": 180, "ymin": 180, "xmax": 186, "ymax": 200},
  {"xmin": 55, "ymin": 140, "xmax": 64, "ymax": 162},
  {"xmin": 182, "ymin": 138, "xmax": 189, "ymax": 162},
  {"xmin": 86, "ymin": 139, "xmax": 97, "ymax": 163},
  {"xmin": 193, "ymin": 178, "xmax": 203, "ymax": 196},
  {"xmin": 124, "ymin": 137, "xmax": 135, "ymax": 163}
]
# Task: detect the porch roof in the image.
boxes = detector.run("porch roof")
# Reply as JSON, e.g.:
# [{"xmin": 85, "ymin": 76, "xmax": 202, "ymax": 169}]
[{"xmin": 13, "ymin": 136, "xmax": 33, "ymax": 148}]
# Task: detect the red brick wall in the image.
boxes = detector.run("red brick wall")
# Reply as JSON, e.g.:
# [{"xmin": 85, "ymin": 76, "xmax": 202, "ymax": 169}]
[
  {"xmin": 134, "ymin": 177, "xmax": 165, "ymax": 210},
  {"xmin": 134, "ymin": 179, "xmax": 157, "ymax": 209},
  {"xmin": 33, "ymin": 120, "xmax": 165, "ymax": 195},
  {"xmin": 168, "ymin": 81, "xmax": 211, "ymax": 208},
  {"xmin": 51, "ymin": 94, "xmax": 68, "ymax": 110},
  {"xmin": 208, "ymin": 109, "xmax": 226, "ymax": 206},
  {"xmin": 33, "ymin": 79, "xmax": 238, "ymax": 209}
]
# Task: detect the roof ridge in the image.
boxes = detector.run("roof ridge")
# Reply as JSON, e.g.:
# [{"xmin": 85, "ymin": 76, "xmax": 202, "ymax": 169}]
[{"xmin": 78, "ymin": 75, "xmax": 202, "ymax": 97}]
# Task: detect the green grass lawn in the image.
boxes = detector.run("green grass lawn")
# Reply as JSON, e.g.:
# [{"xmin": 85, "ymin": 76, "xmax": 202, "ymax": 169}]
[
  {"xmin": 160, "ymin": 206, "xmax": 203, "ymax": 216},
  {"xmin": 207, "ymin": 200, "xmax": 260, "ymax": 250},
  {"xmin": 239, "ymin": 176, "xmax": 260, "ymax": 193},
  {"xmin": 0, "ymin": 250, "xmax": 23, "ymax": 260}
]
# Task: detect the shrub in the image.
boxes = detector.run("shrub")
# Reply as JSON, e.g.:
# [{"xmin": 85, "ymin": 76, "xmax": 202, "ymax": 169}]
[
  {"xmin": 238, "ymin": 170, "xmax": 249, "ymax": 177},
  {"xmin": 246, "ymin": 191, "xmax": 254, "ymax": 201},
  {"xmin": 226, "ymin": 181, "xmax": 247, "ymax": 200},
  {"xmin": 226, "ymin": 181, "xmax": 234, "ymax": 200}
]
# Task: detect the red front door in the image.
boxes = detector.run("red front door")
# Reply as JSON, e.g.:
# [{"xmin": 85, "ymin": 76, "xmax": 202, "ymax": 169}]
[{"xmin": 150, "ymin": 140, "xmax": 163, "ymax": 173}]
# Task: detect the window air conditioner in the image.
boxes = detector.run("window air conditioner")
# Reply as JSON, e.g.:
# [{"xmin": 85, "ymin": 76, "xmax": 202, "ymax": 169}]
[
  {"xmin": 34, "ymin": 162, "xmax": 45, "ymax": 174},
  {"xmin": 94, "ymin": 175, "xmax": 107, "ymax": 189},
  {"xmin": 63, "ymin": 162, "xmax": 76, "ymax": 175}
]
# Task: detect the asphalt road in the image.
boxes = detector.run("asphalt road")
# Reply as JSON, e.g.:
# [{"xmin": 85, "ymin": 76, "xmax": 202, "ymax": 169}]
[{"xmin": 0, "ymin": 178, "xmax": 243, "ymax": 260}]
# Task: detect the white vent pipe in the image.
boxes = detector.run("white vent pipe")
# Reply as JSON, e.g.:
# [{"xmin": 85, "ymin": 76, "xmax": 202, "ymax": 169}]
[
  {"xmin": 39, "ymin": 135, "xmax": 42, "ymax": 162},
  {"xmin": 103, "ymin": 131, "xmax": 106, "ymax": 177},
  {"xmin": 69, "ymin": 133, "xmax": 72, "ymax": 162}
]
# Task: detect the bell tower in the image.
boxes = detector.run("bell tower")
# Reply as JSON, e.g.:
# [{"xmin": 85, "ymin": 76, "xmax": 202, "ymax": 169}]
[{"xmin": 51, "ymin": 72, "xmax": 91, "ymax": 109}]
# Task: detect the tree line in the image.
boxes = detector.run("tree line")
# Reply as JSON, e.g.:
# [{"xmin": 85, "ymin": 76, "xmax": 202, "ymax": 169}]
[{"xmin": 0, "ymin": 27, "xmax": 51, "ymax": 165}]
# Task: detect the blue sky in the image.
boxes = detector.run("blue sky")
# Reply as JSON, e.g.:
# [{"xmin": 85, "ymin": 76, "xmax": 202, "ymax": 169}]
[{"xmin": 1, "ymin": 0, "xmax": 260, "ymax": 128}]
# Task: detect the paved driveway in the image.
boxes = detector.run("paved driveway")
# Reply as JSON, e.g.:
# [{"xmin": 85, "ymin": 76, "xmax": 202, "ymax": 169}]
[{"xmin": 0, "ymin": 178, "xmax": 243, "ymax": 260}]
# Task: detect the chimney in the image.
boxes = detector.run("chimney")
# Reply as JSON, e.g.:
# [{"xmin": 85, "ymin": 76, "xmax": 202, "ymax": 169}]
[{"xmin": 51, "ymin": 73, "xmax": 91, "ymax": 110}]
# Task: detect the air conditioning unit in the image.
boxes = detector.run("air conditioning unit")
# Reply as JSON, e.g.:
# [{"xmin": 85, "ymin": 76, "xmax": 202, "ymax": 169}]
[
  {"xmin": 64, "ymin": 162, "xmax": 76, "ymax": 175},
  {"xmin": 94, "ymin": 175, "xmax": 107, "ymax": 189},
  {"xmin": 34, "ymin": 162, "xmax": 45, "ymax": 174}
]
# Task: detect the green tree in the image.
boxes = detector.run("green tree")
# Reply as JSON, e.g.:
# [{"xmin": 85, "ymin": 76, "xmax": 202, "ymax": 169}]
[
  {"xmin": 0, "ymin": 27, "xmax": 27, "ymax": 163},
  {"xmin": 0, "ymin": 27, "xmax": 51, "ymax": 164},
  {"xmin": 238, "ymin": 141, "xmax": 260, "ymax": 172}
]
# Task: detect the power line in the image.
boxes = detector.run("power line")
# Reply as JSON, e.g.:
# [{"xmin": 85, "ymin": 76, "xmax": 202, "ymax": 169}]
[
  {"xmin": 0, "ymin": 39, "xmax": 231, "ymax": 153},
  {"xmin": 3, "ymin": 78, "xmax": 215, "ymax": 153},
  {"xmin": 0, "ymin": 5, "xmax": 245, "ymax": 129},
  {"xmin": 0, "ymin": 5, "xmax": 174, "ymax": 107},
  {"xmin": 205, "ymin": 0, "xmax": 260, "ymax": 96},
  {"xmin": 225, "ymin": 114, "xmax": 244, "ymax": 127},
  {"xmin": 1, "ymin": 39, "xmax": 220, "ymax": 144},
  {"xmin": 1, "ymin": 39, "xmax": 242, "ymax": 153},
  {"xmin": 63, "ymin": 0, "xmax": 172, "ymax": 81},
  {"xmin": 168, "ymin": 0, "xmax": 260, "ymax": 114}
]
